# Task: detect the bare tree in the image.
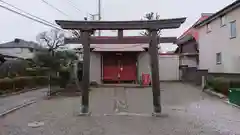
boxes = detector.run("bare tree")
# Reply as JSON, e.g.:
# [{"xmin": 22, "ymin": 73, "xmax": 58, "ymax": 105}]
[
  {"xmin": 72, "ymin": 30, "xmax": 81, "ymax": 38},
  {"xmin": 36, "ymin": 29, "xmax": 66, "ymax": 96},
  {"xmin": 36, "ymin": 29, "xmax": 65, "ymax": 56},
  {"xmin": 71, "ymin": 29, "xmax": 95, "ymax": 38},
  {"xmin": 140, "ymin": 12, "xmax": 161, "ymax": 36}
]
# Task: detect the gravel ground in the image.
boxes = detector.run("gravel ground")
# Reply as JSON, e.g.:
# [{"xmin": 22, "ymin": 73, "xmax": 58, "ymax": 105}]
[
  {"xmin": 1, "ymin": 82, "xmax": 240, "ymax": 135},
  {"xmin": 0, "ymin": 88, "xmax": 48, "ymax": 115}
]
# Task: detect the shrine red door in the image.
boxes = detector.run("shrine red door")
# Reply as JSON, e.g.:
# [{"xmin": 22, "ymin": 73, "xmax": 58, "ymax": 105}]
[
  {"xmin": 102, "ymin": 52, "xmax": 137, "ymax": 83},
  {"xmin": 102, "ymin": 53, "xmax": 118, "ymax": 81},
  {"xmin": 119, "ymin": 53, "xmax": 137, "ymax": 81}
]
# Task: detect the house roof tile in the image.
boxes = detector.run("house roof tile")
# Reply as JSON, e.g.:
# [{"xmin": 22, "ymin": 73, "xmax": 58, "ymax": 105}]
[
  {"xmin": 178, "ymin": 13, "xmax": 212, "ymax": 41},
  {"xmin": 0, "ymin": 38, "xmax": 42, "ymax": 49}
]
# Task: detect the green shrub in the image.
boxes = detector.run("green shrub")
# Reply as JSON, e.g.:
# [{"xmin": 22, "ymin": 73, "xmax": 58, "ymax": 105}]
[
  {"xmin": 0, "ymin": 75, "xmax": 62, "ymax": 95},
  {"xmin": 0, "ymin": 76, "xmax": 50, "ymax": 94},
  {"xmin": 26, "ymin": 67, "xmax": 50, "ymax": 76},
  {"xmin": 49, "ymin": 76, "xmax": 61, "ymax": 86},
  {"xmin": 0, "ymin": 77, "xmax": 14, "ymax": 91},
  {"xmin": 26, "ymin": 68, "xmax": 38, "ymax": 76},
  {"xmin": 229, "ymin": 80, "xmax": 240, "ymax": 88},
  {"xmin": 34, "ymin": 76, "xmax": 48, "ymax": 86},
  {"xmin": 12, "ymin": 77, "xmax": 31, "ymax": 91},
  {"xmin": 0, "ymin": 60, "xmax": 29, "ymax": 78},
  {"xmin": 206, "ymin": 77, "xmax": 240, "ymax": 96},
  {"xmin": 207, "ymin": 77, "xmax": 230, "ymax": 95},
  {"xmin": 58, "ymin": 70, "xmax": 70, "ymax": 88}
]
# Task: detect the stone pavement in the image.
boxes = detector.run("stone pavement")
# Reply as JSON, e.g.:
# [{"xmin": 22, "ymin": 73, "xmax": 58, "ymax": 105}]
[
  {"xmin": 1, "ymin": 83, "xmax": 240, "ymax": 135},
  {"xmin": 0, "ymin": 88, "xmax": 48, "ymax": 115}
]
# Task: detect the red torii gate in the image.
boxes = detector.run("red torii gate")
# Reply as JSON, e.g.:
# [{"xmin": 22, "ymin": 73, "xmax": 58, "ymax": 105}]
[{"xmin": 56, "ymin": 19, "xmax": 186, "ymax": 115}]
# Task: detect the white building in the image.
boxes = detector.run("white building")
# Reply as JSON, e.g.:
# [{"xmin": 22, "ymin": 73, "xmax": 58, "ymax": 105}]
[
  {"xmin": 0, "ymin": 38, "xmax": 43, "ymax": 59},
  {"xmin": 195, "ymin": 0, "xmax": 240, "ymax": 73}
]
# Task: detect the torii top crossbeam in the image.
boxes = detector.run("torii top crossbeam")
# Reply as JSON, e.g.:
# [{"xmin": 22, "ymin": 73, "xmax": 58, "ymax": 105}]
[
  {"xmin": 64, "ymin": 36, "xmax": 177, "ymax": 44},
  {"xmin": 55, "ymin": 18, "xmax": 186, "ymax": 30}
]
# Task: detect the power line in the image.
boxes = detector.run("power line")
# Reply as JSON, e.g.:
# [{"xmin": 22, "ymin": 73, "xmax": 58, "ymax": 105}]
[
  {"xmin": 65, "ymin": 0, "xmax": 82, "ymax": 13},
  {"xmin": 64, "ymin": 0, "xmax": 98, "ymax": 20},
  {"xmin": 0, "ymin": 3, "xmax": 61, "ymax": 30},
  {"xmin": 41, "ymin": 0, "xmax": 70, "ymax": 18},
  {"xmin": 0, "ymin": 0, "xmax": 60, "ymax": 29}
]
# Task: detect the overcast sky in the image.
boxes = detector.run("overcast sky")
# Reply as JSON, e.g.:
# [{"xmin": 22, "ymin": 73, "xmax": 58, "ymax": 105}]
[{"xmin": 0, "ymin": 0, "xmax": 235, "ymax": 51}]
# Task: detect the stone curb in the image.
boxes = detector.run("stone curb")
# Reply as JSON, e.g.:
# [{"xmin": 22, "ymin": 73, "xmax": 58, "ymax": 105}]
[
  {"xmin": 203, "ymin": 89, "xmax": 227, "ymax": 99},
  {"xmin": 204, "ymin": 89, "xmax": 240, "ymax": 109},
  {"xmin": 0, "ymin": 87, "xmax": 46, "ymax": 98},
  {"xmin": 77, "ymin": 112, "xmax": 169, "ymax": 117},
  {"xmin": 223, "ymin": 100, "xmax": 240, "ymax": 109},
  {"xmin": 0, "ymin": 100, "xmax": 36, "ymax": 117}
]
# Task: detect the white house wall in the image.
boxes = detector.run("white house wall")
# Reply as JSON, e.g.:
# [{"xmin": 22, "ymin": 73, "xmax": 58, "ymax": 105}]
[
  {"xmin": 137, "ymin": 52, "xmax": 179, "ymax": 81},
  {"xmin": 137, "ymin": 52, "xmax": 151, "ymax": 81},
  {"xmin": 90, "ymin": 52, "xmax": 102, "ymax": 84},
  {"xmin": 159, "ymin": 55, "xmax": 179, "ymax": 81},
  {"xmin": 0, "ymin": 48, "xmax": 34, "ymax": 59},
  {"xmin": 198, "ymin": 7, "xmax": 240, "ymax": 73}
]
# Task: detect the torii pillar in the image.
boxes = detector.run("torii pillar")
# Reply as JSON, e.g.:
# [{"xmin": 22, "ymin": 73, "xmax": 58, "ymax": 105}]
[
  {"xmin": 81, "ymin": 30, "xmax": 91, "ymax": 113},
  {"xmin": 149, "ymin": 29, "xmax": 161, "ymax": 113}
]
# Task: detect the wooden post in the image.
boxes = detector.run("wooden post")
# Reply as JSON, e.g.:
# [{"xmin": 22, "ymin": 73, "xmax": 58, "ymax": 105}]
[
  {"xmin": 81, "ymin": 30, "xmax": 91, "ymax": 114},
  {"xmin": 118, "ymin": 29, "xmax": 123, "ymax": 39},
  {"xmin": 149, "ymin": 29, "xmax": 161, "ymax": 113}
]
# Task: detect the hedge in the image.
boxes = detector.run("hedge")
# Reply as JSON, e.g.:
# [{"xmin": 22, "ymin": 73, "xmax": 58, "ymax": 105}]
[
  {"xmin": 207, "ymin": 77, "xmax": 240, "ymax": 95},
  {"xmin": 0, "ymin": 76, "xmax": 61, "ymax": 95},
  {"xmin": 0, "ymin": 66, "xmax": 50, "ymax": 79},
  {"xmin": 25, "ymin": 67, "xmax": 50, "ymax": 76},
  {"xmin": 0, "ymin": 60, "xmax": 29, "ymax": 78}
]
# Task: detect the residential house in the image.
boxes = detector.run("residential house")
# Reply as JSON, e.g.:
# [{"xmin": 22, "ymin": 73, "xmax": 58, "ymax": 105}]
[
  {"xmin": 0, "ymin": 38, "xmax": 43, "ymax": 59},
  {"xmin": 195, "ymin": 0, "xmax": 240, "ymax": 75},
  {"xmin": 176, "ymin": 13, "xmax": 212, "ymax": 68},
  {"xmin": 176, "ymin": 13, "xmax": 212, "ymax": 81}
]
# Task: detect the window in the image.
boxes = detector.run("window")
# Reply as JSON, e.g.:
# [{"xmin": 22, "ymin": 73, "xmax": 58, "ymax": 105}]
[
  {"xmin": 28, "ymin": 48, "xmax": 33, "ymax": 52},
  {"xmin": 230, "ymin": 20, "xmax": 237, "ymax": 38},
  {"xmin": 216, "ymin": 52, "xmax": 222, "ymax": 65},
  {"xmin": 207, "ymin": 23, "xmax": 211, "ymax": 33},
  {"xmin": 220, "ymin": 16, "xmax": 226, "ymax": 26}
]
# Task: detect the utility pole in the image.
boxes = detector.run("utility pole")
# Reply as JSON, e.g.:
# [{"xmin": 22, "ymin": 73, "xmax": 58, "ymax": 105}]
[
  {"xmin": 89, "ymin": 13, "xmax": 98, "ymax": 22},
  {"xmin": 88, "ymin": 14, "xmax": 98, "ymax": 36},
  {"xmin": 87, "ymin": 0, "xmax": 101, "ymax": 36},
  {"xmin": 98, "ymin": 0, "xmax": 101, "ymax": 36}
]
